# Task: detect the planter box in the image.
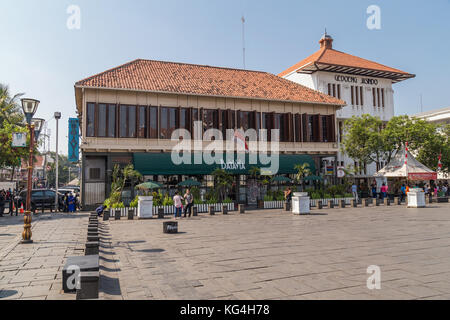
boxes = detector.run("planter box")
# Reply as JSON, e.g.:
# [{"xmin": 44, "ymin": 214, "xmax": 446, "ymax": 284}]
[{"xmin": 138, "ymin": 196, "xmax": 153, "ymax": 219}]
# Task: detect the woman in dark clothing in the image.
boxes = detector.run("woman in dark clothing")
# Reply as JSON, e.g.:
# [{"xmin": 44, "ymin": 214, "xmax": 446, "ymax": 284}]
[
  {"xmin": 0, "ymin": 190, "xmax": 5, "ymax": 217},
  {"xmin": 63, "ymin": 192, "xmax": 69, "ymax": 212}
]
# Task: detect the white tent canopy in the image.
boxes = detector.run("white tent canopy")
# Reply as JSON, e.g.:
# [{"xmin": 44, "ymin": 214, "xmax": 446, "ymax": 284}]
[{"xmin": 374, "ymin": 148, "xmax": 436, "ymax": 179}]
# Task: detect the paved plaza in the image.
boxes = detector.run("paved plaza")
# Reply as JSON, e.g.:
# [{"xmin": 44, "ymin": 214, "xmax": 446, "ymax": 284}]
[
  {"xmin": 1, "ymin": 203, "xmax": 450, "ymax": 300},
  {"xmin": 0, "ymin": 213, "xmax": 86, "ymax": 299}
]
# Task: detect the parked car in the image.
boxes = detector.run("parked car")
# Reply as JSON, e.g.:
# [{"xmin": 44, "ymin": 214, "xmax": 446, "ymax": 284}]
[
  {"xmin": 19, "ymin": 189, "xmax": 64, "ymax": 213},
  {"xmin": 60, "ymin": 186, "xmax": 80, "ymax": 193}
]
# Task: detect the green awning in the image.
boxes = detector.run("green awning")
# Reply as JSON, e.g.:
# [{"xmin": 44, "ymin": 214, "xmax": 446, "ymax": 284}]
[
  {"xmin": 272, "ymin": 176, "xmax": 293, "ymax": 182},
  {"xmin": 133, "ymin": 153, "xmax": 315, "ymax": 176}
]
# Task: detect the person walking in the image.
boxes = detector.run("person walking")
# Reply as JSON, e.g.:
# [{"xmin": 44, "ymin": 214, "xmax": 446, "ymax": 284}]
[
  {"xmin": 75, "ymin": 192, "xmax": 81, "ymax": 211},
  {"xmin": 0, "ymin": 190, "xmax": 5, "ymax": 217},
  {"xmin": 68, "ymin": 193, "xmax": 76, "ymax": 213},
  {"xmin": 371, "ymin": 183, "xmax": 377, "ymax": 199},
  {"xmin": 379, "ymin": 183, "xmax": 386, "ymax": 201},
  {"xmin": 8, "ymin": 191, "xmax": 13, "ymax": 215},
  {"xmin": 14, "ymin": 191, "xmax": 21, "ymax": 216},
  {"xmin": 351, "ymin": 183, "xmax": 358, "ymax": 202},
  {"xmin": 183, "ymin": 189, "xmax": 194, "ymax": 218},
  {"xmin": 284, "ymin": 187, "xmax": 292, "ymax": 206},
  {"xmin": 173, "ymin": 191, "xmax": 184, "ymax": 219},
  {"xmin": 400, "ymin": 184, "xmax": 406, "ymax": 202},
  {"xmin": 63, "ymin": 192, "xmax": 69, "ymax": 212}
]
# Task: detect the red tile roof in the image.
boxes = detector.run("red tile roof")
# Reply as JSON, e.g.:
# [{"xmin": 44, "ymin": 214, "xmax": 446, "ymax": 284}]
[
  {"xmin": 278, "ymin": 39, "xmax": 415, "ymax": 81},
  {"xmin": 75, "ymin": 59, "xmax": 345, "ymax": 106}
]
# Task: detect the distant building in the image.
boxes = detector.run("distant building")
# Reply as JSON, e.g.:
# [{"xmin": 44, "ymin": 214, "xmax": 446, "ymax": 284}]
[
  {"xmin": 414, "ymin": 106, "xmax": 450, "ymax": 180},
  {"xmin": 279, "ymin": 33, "xmax": 415, "ymax": 182},
  {"xmin": 414, "ymin": 106, "xmax": 450, "ymax": 126}
]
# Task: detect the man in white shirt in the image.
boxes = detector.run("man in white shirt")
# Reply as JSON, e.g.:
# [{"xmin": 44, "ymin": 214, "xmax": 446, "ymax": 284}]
[{"xmin": 173, "ymin": 192, "xmax": 183, "ymax": 219}]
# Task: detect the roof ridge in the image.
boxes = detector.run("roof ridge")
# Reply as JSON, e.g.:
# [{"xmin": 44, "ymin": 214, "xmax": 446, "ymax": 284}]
[
  {"xmin": 74, "ymin": 58, "xmax": 347, "ymax": 107},
  {"xmin": 135, "ymin": 58, "xmax": 269, "ymax": 74},
  {"xmin": 75, "ymin": 59, "xmax": 141, "ymax": 86}
]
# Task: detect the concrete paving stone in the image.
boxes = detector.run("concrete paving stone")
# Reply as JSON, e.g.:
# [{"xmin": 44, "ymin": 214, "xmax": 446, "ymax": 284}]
[{"xmin": 3, "ymin": 204, "xmax": 450, "ymax": 300}]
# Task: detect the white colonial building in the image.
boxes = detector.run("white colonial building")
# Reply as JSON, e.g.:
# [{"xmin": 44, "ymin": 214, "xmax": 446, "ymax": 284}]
[{"xmin": 279, "ymin": 33, "xmax": 415, "ymax": 183}]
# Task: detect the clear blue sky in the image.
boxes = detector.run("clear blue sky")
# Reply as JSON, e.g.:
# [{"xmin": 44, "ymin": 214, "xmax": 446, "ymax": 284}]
[{"xmin": 1, "ymin": 0, "xmax": 449, "ymax": 155}]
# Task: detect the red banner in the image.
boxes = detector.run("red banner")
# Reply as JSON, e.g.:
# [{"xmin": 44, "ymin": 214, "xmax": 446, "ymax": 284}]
[{"xmin": 408, "ymin": 172, "xmax": 437, "ymax": 180}]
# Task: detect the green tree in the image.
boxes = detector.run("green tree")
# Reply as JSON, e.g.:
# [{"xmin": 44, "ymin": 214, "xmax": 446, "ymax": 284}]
[
  {"xmin": 0, "ymin": 84, "xmax": 32, "ymax": 179},
  {"xmin": 105, "ymin": 164, "xmax": 143, "ymax": 207},
  {"xmin": 382, "ymin": 115, "xmax": 438, "ymax": 162},
  {"xmin": 341, "ymin": 114, "xmax": 386, "ymax": 169},
  {"xmin": 46, "ymin": 153, "xmax": 80, "ymax": 187},
  {"xmin": 0, "ymin": 84, "xmax": 24, "ymax": 125},
  {"xmin": 211, "ymin": 168, "xmax": 234, "ymax": 202},
  {"xmin": 416, "ymin": 124, "xmax": 450, "ymax": 172},
  {"xmin": 294, "ymin": 163, "xmax": 311, "ymax": 191}
]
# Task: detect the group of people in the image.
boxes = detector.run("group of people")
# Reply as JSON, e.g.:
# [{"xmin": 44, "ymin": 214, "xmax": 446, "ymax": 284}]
[
  {"xmin": 0, "ymin": 189, "xmax": 11, "ymax": 216},
  {"xmin": 62, "ymin": 192, "xmax": 80, "ymax": 213},
  {"xmin": 172, "ymin": 189, "xmax": 194, "ymax": 219},
  {"xmin": 0, "ymin": 189, "xmax": 22, "ymax": 216},
  {"xmin": 364, "ymin": 181, "xmax": 449, "ymax": 202}
]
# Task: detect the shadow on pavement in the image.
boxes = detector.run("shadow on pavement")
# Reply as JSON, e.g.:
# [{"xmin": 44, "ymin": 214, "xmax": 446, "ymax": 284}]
[
  {"xmin": 0, "ymin": 290, "xmax": 19, "ymax": 299},
  {"xmin": 99, "ymin": 275, "xmax": 122, "ymax": 296}
]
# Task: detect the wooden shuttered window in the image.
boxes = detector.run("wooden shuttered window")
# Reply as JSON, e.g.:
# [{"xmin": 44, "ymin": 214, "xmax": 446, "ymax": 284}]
[
  {"xmin": 324, "ymin": 114, "xmax": 336, "ymax": 142},
  {"xmin": 318, "ymin": 114, "xmax": 323, "ymax": 142},
  {"xmin": 295, "ymin": 114, "xmax": 302, "ymax": 142},
  {"xmin": 302, "ymin": 113, "xmax": 308, "ymax": 142},
  {"xmin": 315, "ymin": 114, "xmax": 321, "ymax": 142},
  {"xmin": 287, "ymin": 113, "xmax": 294, "ymax": 142}
]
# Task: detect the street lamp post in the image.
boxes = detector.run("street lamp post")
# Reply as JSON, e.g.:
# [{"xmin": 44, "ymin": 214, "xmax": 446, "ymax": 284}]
[
  {"xmin": 54, "ymin": 112, "xmax": 61, "ymax": 211},
  {"xmin": 20, "ymin": 98, "xmax": 41, "ymax": 244}
]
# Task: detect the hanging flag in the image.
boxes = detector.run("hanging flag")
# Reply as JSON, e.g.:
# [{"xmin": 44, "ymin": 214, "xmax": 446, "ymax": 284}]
[
  {"xmin": 438, "ymin": 151, "xmax": 442, "ymax": 171},
  {"xmin": 234, "ymin": 130, "xmax": 249, "ymax": 152},
  {"xmin": 405, "ymin": 142, "xmax": 409, "ymax": 165},
  {"xmin": 68, "ymin": 118, "xmax": 80, "ymax": 162}
]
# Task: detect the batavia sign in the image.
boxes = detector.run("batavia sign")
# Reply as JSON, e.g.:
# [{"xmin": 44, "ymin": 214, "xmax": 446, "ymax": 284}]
[{"xmin": 334, "ymin": 75, "xmax": 378, "ymax": 85}]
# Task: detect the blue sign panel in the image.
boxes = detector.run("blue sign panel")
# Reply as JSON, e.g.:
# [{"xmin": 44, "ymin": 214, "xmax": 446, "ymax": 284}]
[{"xmin": 68, "ymin": 118, "xmax": 80, "ymax": 162}]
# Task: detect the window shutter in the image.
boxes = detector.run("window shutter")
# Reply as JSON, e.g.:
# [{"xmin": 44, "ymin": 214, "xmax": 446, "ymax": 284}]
[
  {"xmin": 318, "ymin": 114, "xmax": 323, "ymax": 142},
  {"xmin": 288, "ymin": 113, "xmax": 293, "ymax": 142},
  {"xmin": 237, "ymin": 110, "xmax": 241, "ymax": 129},
  {"xmin": 302, "ymin": 113, "xmax": 308, "ymax": 142},
  {"xmin": 94, "ymin": 103, "xmax": 99, "ymax": 137},
  {"xmin": 330, "ymin": 115, "xmax": 336, "ymax": 142}
]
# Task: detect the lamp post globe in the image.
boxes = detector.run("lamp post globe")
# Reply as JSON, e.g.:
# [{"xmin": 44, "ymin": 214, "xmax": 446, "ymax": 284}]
[
  {"xmin": 21, "ymin": 98, "xmax": 40, "ymax": 124},
  {"xmin": 31, "ymin": 118, "xmax": 45, "ymax": 141}
]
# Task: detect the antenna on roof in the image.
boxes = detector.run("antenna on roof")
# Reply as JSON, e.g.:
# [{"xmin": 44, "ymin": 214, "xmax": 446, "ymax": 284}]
[
  {"xmin": 242, "ymin": 15, "xmax": 246, "ymax": 69},
  {"xmin": 324, "ymin": 27, "xmax": 327, "ymax": 36}
]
